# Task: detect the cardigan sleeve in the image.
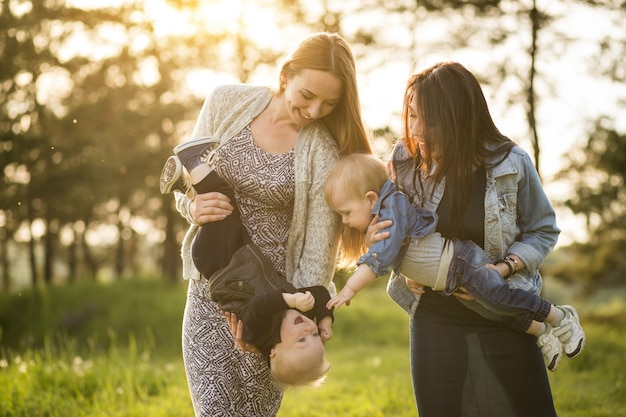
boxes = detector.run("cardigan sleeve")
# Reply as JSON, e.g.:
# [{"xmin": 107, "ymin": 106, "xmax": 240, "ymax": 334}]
[{"xmin": 286, "ymin": 125, "xmax": 341, "ymax": 293}]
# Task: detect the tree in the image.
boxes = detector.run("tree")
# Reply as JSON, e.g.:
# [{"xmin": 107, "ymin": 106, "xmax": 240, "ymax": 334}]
[
  {"xmin": 0, "ymin": 0, "xmax": 316, "ymax": 287},
  {"xmin": 0, "ymin": 1, "xmax": 198, "ymax": 285},
  {"xmin": 548, "ymin": 118, "xmax": 626, "ymax": 288}
]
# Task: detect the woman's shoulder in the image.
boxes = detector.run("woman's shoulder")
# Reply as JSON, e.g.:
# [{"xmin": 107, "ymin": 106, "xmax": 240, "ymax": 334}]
[
  {"xmin": 203, "ymin": 84, "xmax": 273, "ymax": 132},
  {"xmin": 509, "ymin": 144, "xmax": 532, "ymax": 159},
  {"xmin": 209, "ymin": 84, "xmax": 272, "ymax": 104},
  {"xmin": 299, "ymin": 122, "xmax": 339, "ymax": 157},
  {"xmin": 489, "ymin": 143, "xmax": 535, "ymax": 176},
  {"xmin": 390, "ymin": 139, "xmax": 411, "ymax": 160}
]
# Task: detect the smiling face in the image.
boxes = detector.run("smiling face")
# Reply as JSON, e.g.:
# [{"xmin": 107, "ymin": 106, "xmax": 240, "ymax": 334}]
[
  {"xmin": 270, "ymin": 309, "xmax": 327, "ymax": 385},
  {"xmin": 275, "ymin": 309, "xmax": 323, "ymax": 353},
  {"xmin": 282, "ymin": 69, "xmax": 342, "ymax": 127},
  {"xmin": 408, "ymin": 94, "xmax": 431, "ymax": 161}
]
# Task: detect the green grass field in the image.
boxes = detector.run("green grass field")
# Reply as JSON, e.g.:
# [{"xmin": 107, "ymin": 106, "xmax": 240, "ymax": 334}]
[{"xmin": 0, "ymin": 278, "xmax": 624, "ymax": 416}]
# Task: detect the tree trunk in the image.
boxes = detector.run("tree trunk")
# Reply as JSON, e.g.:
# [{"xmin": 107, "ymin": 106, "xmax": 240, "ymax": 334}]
[
  {"xmin": 43, "ymin": 216, "xmax": 55, "ymax": 285},
  {"xmin": 27, "ymin": 198, "xmax": 38, "ymax": 288},
  {"xmin": 67, "ymin": 226, "xmax": 77, "ymax": 284},
  {"xmin": 161, "ymin": 199, "xmax": 181, "ymax": 283},
  {"xmin": 115, "ymin": 216, "xmax": 125, "ymax": 278},
  {"xmin": 80, "ymin": 219, "xmax": 98, "ymax": 280},
  {"xmin": 0, "ymin": 230, "xmax": 9, "ymax": 291},
  {"xmin": 527, "ymin": 0, "xmax": 541, "ymax": 177}
]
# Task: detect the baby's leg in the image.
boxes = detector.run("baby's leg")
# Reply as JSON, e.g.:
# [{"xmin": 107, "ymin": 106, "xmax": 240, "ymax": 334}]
[{"xmin": 192, "ymin": 171, "xmax": 251, "ymax": 278}]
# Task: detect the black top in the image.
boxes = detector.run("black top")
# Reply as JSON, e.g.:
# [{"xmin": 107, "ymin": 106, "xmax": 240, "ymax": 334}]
[
  {"xmin": 208, "ymin": 244, "xmax": 333, "ymax": 361},
  {"xmin": 242, "ymin": 285, "xmax": 333, "ymax": 359},
  {"xmin": 412, "ymin": 168, "xmax": 556, "ymax": 416}
]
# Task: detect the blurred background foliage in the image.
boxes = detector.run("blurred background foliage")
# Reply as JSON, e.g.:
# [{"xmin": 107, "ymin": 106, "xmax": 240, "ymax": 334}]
[{"xmin": 0, "ymin": 0, "xmax": 625, "ymax": 293}]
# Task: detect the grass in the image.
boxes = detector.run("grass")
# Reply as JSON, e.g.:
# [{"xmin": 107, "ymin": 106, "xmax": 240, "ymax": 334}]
[{"xmin": 0, "ymin": 278, "xmax": 625, "ymax": 416}]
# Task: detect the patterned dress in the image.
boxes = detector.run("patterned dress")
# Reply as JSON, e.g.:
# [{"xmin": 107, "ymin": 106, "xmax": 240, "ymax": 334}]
[
  {"xmin": 215, "ymin": 125, "xmax": 295, "ymax": 275},
  {"xmin": 182, "ymin": 125, "xmax": 294, "ymax": 417}
]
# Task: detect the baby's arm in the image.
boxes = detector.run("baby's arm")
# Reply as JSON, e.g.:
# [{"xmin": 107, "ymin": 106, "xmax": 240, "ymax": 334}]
[
  {"xmin": 326, "ymin": 264, "xmax": 376, "ymax": 309},
  {"xmin": 283, "ymin": 291, "xmax": 315, "ymax": 312}
]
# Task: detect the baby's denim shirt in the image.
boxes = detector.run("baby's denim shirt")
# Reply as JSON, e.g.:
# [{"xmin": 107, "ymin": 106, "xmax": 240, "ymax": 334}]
[{"xmin": 357, "ymin": 180, "xmax": 438, "ymax": 276}]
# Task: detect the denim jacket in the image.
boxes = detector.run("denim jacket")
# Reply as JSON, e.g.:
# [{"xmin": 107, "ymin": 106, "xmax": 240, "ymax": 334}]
[
  {"xmin": 386, "ymin": 139, "xmax": 561, "ymax": 316},
  {"xmin": 357, "ymin": 180, "xmax": 438, "ymax": 276}
]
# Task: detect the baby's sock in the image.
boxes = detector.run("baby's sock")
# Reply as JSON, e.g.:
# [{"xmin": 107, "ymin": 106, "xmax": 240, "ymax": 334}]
[
  {"xmin": 533, "ymin": 322, "xmax": 548, "ymax": 337},
  {"xmin": 548, "ymin": 306, "xmax": 567, "ymax": 327}
]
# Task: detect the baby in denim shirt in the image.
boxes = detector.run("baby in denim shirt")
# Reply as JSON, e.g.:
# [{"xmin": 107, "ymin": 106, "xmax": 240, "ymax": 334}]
[{"xmin": 324, "ymin": 153, "xmax": 585, "ymax": 371}]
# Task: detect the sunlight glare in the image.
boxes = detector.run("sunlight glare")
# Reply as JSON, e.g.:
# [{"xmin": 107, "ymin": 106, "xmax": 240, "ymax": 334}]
[{"xmin": 147, "ymin": 0, "xmax": 287, "ymax": 48}]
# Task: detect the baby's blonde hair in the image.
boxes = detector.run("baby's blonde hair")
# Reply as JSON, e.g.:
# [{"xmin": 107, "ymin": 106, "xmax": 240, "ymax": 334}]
[
  {"xmin": 324, "ymin": 153, "xmax": 390, "ymax": 263},
  {"xmin": 270, "ymin": 348, "xmax": 331, "ymax": 389}
]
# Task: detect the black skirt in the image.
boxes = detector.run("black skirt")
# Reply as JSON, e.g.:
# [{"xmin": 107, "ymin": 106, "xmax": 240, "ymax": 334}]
[{"xmin": 411, "ymin": 289, "xmax": 558, "ymax": 417}]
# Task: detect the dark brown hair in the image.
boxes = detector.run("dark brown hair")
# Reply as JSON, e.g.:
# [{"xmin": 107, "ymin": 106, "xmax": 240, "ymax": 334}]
[{"xmin": 399, "ymin": 62, "xmax": 514, "ymax": 235}]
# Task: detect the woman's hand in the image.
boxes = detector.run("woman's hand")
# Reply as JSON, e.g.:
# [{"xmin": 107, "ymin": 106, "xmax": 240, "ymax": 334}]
[
  {"xmin": 364, "ymin": 215, "xmax": 393, "ymax": 248},
  {"xmin": 191, "ymin": 192, "xmax": 234, "ymax": 225},
  {"xmin": 451, "ymin": 287, "xmax": 475, "ymax": 301},
  {"xmin": 223, "ymin": 311, "xmax": 261, "ymax": 355},
  {"xmin": 450, "ymin": 262, "xmax": 509, "ymax": 301},
  {"xmin": 405, "ymin": 278, "xmax": 427, "ymax": 295}
]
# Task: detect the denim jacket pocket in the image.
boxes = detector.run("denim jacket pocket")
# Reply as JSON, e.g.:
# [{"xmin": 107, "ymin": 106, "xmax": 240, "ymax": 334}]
[{"xmin": 497, "ymin": 191, "xmax": 518, "ymax": 233}]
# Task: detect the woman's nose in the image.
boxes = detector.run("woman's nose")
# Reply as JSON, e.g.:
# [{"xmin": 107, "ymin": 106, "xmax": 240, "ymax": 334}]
[{"xmin": 306, "ymin": 102, "xmax": 321, "ymax": 119}]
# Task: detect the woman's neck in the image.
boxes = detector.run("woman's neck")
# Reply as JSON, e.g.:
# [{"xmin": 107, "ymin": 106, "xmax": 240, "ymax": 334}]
[
  {"xmin": 265, "ymin": 94, "xmax": 300, "ymax": 132},
  {"xmin": 250, "ymin": 94, "xmax": 300, "ymax": 154}
]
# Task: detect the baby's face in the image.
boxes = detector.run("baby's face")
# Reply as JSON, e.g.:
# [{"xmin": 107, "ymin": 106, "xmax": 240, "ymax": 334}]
[
  {"xmin": 278, "ymin": 310, "xmax": 323, "ymax": 352},
  {"xmin": 272, "ymin": 310, "xmax": 327, "ymax": 381},
  {"xmin": 330, "ymin": 194, "xmax": 373, "ymax": 233}
]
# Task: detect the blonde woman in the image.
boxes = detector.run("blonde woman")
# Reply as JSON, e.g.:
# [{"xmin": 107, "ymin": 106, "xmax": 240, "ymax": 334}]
[{"xmin": 167, "ymin": 32, "xmax": 371, "ymax": 416}]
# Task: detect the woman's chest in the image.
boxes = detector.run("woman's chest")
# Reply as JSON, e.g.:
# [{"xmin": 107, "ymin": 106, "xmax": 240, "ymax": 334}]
[{"xmin": 215, "ymin": 126, "xmax": 295, "ymax": 207}]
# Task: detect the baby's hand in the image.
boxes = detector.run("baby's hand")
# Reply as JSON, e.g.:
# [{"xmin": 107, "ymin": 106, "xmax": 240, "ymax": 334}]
[
  {"xmin": 318, "ymin": 318, "xmax": 333, "ymax": 342},
  {"xmin": 326, "ymin": 286, "xmax": 356, "ymax": 310},
  {"xmin": 293, "ymin": 291, "xmax": 315, "ymax": 312}
]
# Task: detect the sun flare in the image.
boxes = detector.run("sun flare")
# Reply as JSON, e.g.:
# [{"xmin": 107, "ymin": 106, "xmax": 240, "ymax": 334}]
[{"xmin": 145, "ymin": 0, "xmax": 290, "ymax": 48}]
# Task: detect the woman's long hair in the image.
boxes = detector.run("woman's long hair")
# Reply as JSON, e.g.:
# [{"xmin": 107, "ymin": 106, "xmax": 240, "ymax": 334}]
[
  {"xmin": 279, "ymin": 33, "xmax": 372, "ymax": 259},
  {"xmin": 278, "ymin": 32, "xmax": 371, "ymax": 156},
  {"xmin": 399, "ymin": 62, "xmax": 515, "ymax": 236}
]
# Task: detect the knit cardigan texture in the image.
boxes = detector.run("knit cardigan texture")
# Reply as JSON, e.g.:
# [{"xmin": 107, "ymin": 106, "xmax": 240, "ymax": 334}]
[{"xmin": 175, "ymin": 84, "xmax": 341, "ymax": 291}]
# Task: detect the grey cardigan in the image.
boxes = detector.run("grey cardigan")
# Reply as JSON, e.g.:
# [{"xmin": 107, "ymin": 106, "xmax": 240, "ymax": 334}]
[{"xmin": 175, "ymin": 84, "xmax": 341, "ymax": 291}]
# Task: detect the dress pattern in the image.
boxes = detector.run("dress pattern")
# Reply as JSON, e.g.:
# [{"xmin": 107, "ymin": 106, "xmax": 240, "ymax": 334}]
[
  {"xmin": 182, "ymin": 277, "xmax": 283, "ymax": 416},
  {"xmin": 182, "ymin": 124, "xmax": 293, "ymax": 416},
  {"xmin": 214, "ymin": 125, "xmax": 295, "ymax": 275}
]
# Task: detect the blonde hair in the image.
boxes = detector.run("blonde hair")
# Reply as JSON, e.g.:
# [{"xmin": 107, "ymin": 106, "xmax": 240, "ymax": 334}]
[
  {"xmin": 324, "ymin": 153, "xmax": 390, "ymax": 263},
  {"xmin": 270, "ymin": 348, "xmax": 331, "ymax": 389}
]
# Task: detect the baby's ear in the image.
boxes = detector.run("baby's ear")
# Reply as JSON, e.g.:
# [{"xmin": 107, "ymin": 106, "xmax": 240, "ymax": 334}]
[{"xmin": 365, "ymin": 190, "xmax": 379, "ymax": 206}]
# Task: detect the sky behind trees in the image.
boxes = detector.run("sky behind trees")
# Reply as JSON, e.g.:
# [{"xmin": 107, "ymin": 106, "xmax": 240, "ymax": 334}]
[{"xmin": 2, "ymin": 0, "xmax": 624, "ymax": 287}]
